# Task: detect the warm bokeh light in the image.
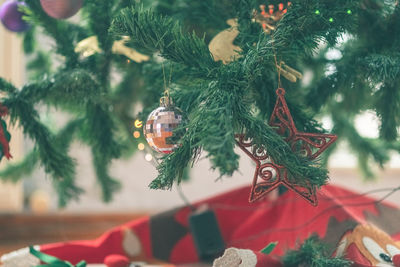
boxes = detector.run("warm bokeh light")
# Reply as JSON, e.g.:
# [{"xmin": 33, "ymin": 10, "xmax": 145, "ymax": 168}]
[
  {"xmin": 145, "ymin": 153, "xmax": 153, "ymax": 161},
  {"xmin": 133, "ymin": 131, "xmax": 140, "ymax": 138},
  {"xmin": 138, "ymin": 143, "xmax": 145, "ymax": 150},
  {"xmin": 134, "ymin": 119, "xmax": 143, "ymax": 128}
]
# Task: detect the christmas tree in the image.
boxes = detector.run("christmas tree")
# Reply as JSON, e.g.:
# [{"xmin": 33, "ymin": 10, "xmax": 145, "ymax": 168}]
[{"xmin": 0, "ymin": 0, "xmax": 399, "ymax": 208}]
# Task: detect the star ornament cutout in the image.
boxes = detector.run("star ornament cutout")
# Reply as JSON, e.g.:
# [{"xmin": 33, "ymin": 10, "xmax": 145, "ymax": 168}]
[{"xmin": 236, "ymin": 88, "xmax": 337, "ymax": 206}]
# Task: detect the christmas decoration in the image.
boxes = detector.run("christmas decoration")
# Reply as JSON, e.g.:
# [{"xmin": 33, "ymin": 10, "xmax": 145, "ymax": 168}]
[
  {"xmin": 209, "ymin": 19, "xmax": 241, "ymax": 64},
  {"xmin": 40, "ymin": 0, "xmax": 83, "ymax": 19},
  {"xmin": 29, "ymin": 246, "xmax": 86, "ymax": 266},
  {"xmin": 74, "ymin": 36, "xmax": 150, "ymax": 62},
  {"xmin": 275, "ymin": 61, "xmax": 303, "ymax": 83},
  {"xmin": 1, "ymin": 185, "xmax": 399, "ymax": 266},
  {"xmin": 208, "ymin": 18, "xmax": 302, "ymax": 82},
  {"xmin": 0, "ymin": 104, "xmax": 11, "ymax": 161},
  {"xmin": 253, "ymin": 2, "xmax": 291, "ymax": 34},
  {"xmin": 74, "ymin": 36, "xmax": 102, "ymax": 57},
  {"xmin": 0, "ymin": 0, "xmax": 396, "ymax": 207},
  {"xmin": 112, "ymin": 36, "xmax": 150, "ymax": 63},
  {"xmin": 213, "ymin": 247, "xmax": 281, "ymax": 267},
  {"xmin": 0, "ymin": 0, "xmax": 30, "ymax": 32},
  {"xmin": 104, "ymin": 254, "xmax": 129, "ymax": 267},
  {"xmin": 189, "ymin": 209, "xmax": 225, "ymax": 261},
  {"xmin": 236, "ymin": 88, "xmax": 337, "ymax": 205},
  {"xmin": 134, "ymin": 119, "xmax": 143, "ymax": 128},
  {"xmin": 144, "ymin": 93, "xmax": 185, "ymax": 154},
  {"xmin": 335, "ymin": 224, "xmax": 400, "ymax": 266}
]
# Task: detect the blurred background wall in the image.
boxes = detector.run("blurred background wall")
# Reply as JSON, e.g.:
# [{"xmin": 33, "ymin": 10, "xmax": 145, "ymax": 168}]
[{"xmin": 0, "ymin": 17, "xmax": 24, "ymax": 212}]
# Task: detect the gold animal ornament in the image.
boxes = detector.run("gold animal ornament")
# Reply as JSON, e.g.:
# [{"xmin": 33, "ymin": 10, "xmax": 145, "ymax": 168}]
[
  {"xmin": 209, "ymin": 19, "xmax": 242, "ymax": 64},
  {"xmin": 75, "ymin": 36, "xmax": 150, "ymax": 63},
  {"xmin": 74, "ymin": 36, "xmax": 102, "ymax": 57},
  {"xmin": 209, "ymin": 18, "xmax": 302, "ymax": 82}
]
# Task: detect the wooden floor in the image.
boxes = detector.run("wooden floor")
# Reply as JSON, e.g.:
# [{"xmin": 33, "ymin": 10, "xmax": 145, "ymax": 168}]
[{"xmin": 0, "ymin": 213, "xmax": 146, "ymax": 256}]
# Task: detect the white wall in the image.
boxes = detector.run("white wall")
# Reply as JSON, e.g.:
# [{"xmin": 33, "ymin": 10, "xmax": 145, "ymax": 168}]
[{"xmin": 0, "ymin": 1, "xmax": 24, "ymax": 212}]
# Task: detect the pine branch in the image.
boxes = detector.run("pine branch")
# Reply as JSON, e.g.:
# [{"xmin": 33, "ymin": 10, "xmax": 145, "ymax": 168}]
[
  {"xmin": 374, "ymin": 81, "xmax": 400, "ymax": 141},
  {"xmin": 84, "ymin": 104, "xmax": 122, "ymax": 200},
  {"xmin": 150, "ymin": 137, "xmax": 194, "ymax": 189},
  {"xmin": 24, "ymin": 0, "xmax": 83, "ymax": 68},
  {"xmin": 92, "ymin": 149, "xmax": 121, "ymax": 202},
  {"xmin": 85, "ymin": 0, "xmax": 115, "ymax": 87},
  {"xmin": 0, "ymin": 78, "xmax": 18, "ymax": 94},
  {"xmin": 110, "ymin": 6, "xmax": 218, "ymax": 72},
  {"xmin": 0, "ymin": 150, "xmax": 39, "ymax": 182},
  {"xmin": 3, "ymin": 97, "xmax": 80, "ymax": 206},
  {"xmin": 7, "ymin": 70, "xmax": 101, "ymax": 109},
  {"xmin": 332, "ymin": 108, "xmax": 390, "ymax": 179},
  {"xmin": 283, "ymin": 235, "xmax": 352, "ymax": 267}
]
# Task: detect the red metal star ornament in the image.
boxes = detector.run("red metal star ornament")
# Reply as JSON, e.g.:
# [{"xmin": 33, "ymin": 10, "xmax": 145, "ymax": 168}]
[{"xmin": 236, "ymin": 88, "xmax": 337, "ymax": 206}]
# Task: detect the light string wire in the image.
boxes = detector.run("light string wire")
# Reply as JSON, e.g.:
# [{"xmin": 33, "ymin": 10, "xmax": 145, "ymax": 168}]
[
  {"xmin": 227, "ymin": 186, "xmax": 400, "ymax": 245},
  {"xmin": 177, "ymin": 185, "xmax": 400, "ymax": 245}
]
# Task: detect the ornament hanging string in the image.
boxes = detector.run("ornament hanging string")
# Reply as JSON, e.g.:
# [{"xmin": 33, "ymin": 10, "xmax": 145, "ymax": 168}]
[
  {"xmin": 273, "ymin": 53, "xmax": 283, "ymax": 89},
  {"xmin": 160, "ymin": 62, "xmax": 174, "ymax": 107},
  {"xmin": 271, "ymin": 34, "xmax": 283, "ymax": 88}
]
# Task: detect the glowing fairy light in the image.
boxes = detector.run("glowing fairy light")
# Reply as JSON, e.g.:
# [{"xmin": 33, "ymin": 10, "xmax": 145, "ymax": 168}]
[
  {"xmin": 145, "ymin": 153, "xmax": 153, "ymax": 161},
  {"xmin": 138, "ymin": 143, "xmax": 145, "ymax": 150},
  {"xmin": 133, "ymin": 131, "xmax": 140, "ymax": 138},
  {"xmin": 134, "ymin": 119, "xmax": 143, "ymax": 128}
]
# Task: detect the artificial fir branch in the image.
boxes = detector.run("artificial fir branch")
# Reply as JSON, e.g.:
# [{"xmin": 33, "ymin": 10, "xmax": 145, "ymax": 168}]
[
  {"xmin": 110, "ymin": 6, "xmax": 218, "ymax": 71},
  {"xmin": 0, "ymin": 150, "xmax": 39, "ymax": 182},
  {"xmin": 374, "ymin": 81, "xmax": 400, "ymax": 141},
  {"xmin": 24, "ymin": 0, "xmax": 82, "ymax": 68},
  {"xmin": 0, "ymin": 0, "xmax": 399, "ymax": 205},
  {"xmin": 111, "ymin": 4, "xmax": 336, "ymax": 188},
  {"xmin": 3, "ymin": 97, "xmax": 80, "ymax": 205},
  {"xmin": 92, "ymin": 149, "xmax": 121, "ymax": 202},
  {"xmin": 282, "ymin": 235, "xmax": 352, "ymax": 267}
]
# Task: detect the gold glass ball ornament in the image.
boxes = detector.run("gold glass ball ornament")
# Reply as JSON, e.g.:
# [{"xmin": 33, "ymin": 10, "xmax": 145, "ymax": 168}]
[{"xmin": 143, "ymin": 94, "xmax": 185, "ymax": 154}]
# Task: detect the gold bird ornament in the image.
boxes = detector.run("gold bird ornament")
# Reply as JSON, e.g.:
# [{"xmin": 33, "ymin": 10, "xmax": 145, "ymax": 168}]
[{"xmin": 75, "ymin": 36, "xmax": 150, "ymax": 63}]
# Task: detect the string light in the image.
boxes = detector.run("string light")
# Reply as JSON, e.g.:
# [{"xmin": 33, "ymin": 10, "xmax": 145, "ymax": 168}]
[
  {"xmin": 138, "ymin": 143, "xmax": 145, "ymax": 150},
  {"xmin": 133, "ymin": 131, "xmax": 140, "ymax": 138},
  {"xmin": 134, "ymin": 119, "xmax": 143, "ymax": 128},
  {"xmin": 314, "ymin": 9, "xmax": 352, "ymax": 18},
  {"xmin": 145, "ymin": 153, "xmax": 153, "ymax": 161}
]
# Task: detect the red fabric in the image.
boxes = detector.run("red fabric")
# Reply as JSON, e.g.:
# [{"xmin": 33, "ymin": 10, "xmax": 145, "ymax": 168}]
[
  {"xmin": 0, "ymin": 105, "xmax": 11, "ymax": 159},
  {"xmin": 104, "ymin": 254, "xmax": 129, "ymax": 267},
  {"xmin": 345, "ymin": 243, "xmax": 371, "ymax": 267},
  {"xmin": 41, "ymin": 216, "xmax": 151, "ymax": 264},
  {"xmin": 39, "ymin": 185, "xmax": 399, "ymax": 265},
  {"xmin": 0, "ymin": 123, "xmax": 11, "ymax": 159},
  {"xmin": 171, "ymin": 184, "xmax": 386, "ymax": 257},
  {"xmin": 169, "ymin": 234, "xmax": 198, "ymax": 263},
  {"xmin": 254, "ymin": 251, "xmax": 282, "ymax": 267},
  {"xmin": 393, "ymin": 254, "xmax": 400, "ymax": 267}
]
